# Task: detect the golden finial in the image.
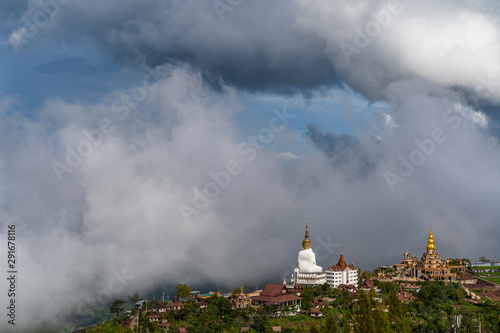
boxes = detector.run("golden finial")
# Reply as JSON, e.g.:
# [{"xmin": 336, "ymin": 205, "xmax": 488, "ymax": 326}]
[
  {"xmin": 426, "ymin": 224, "xmax": 436, "ymax": 252},
  {"xmin": 302, "ymin": 222, "xmax": 311, "ymax": 250}
]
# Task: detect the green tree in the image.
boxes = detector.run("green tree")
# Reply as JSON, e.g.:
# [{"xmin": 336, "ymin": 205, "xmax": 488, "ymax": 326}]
[
  {"xmin": 301, "ymin": 286, "xmax": 314, "ymax": 302},
  {"xmin": 361, "ymin": 270, "xmax": 371, "ymax": 280},
  {"xmin": 85, "ymin": 321, "xmax": 134, "ymax": 333},
  {"xmin": 322, "ymin": 310, "xmax": 339, "ymax": 333},
  {"xmin": 373, "ymin": 307, "xmax": 390, "ymax": 333},
  {"xmin": 128, "ymin": 292, "xmax": 142, "ymax": 304},
  {"xmin": 301, "ymin": 299, "xmax": 312, "ymax": 312},
  {"xmin": 388, "ymin": 290, "xmax": 411, "ymax": 333},
  {"xmin": 232, "ymin": 286, "xmax": 243, "ymax": 295},
  {"xmin": 354, "ymin": 290, "xmax": 375, "ymax": 333},
  {"xmin": 188, "ymin": 304, "xmax": 221, "ymax": 332},
  {"xmin": 110, "ymin": 299, "xmax": 126, "ymax": 318},
  {"xmin": 354, "ymin": 289, "xmax": 390, "ymax": 333},
  {"xmin": 318, "ymin": 282, "xmax": 331, "ymax": 294},
  {"xmin": 207, "ymin": 295, "xmax": 232, "ymax": 318},
  {"xmin": 309, "ymin": 321, "xmax": 320, "ymax": 333},
  {"xmin": 263, "ymin": 303, "xmax": 278, "ymax": 317},
  {"xmin": 337, "ymin": 290, "xmax": 352, "ymax": 310},
  {"xmin": 176, "ymin": 283, "xmax": 192, "ymax": 300},
  {"xmin": 251, "ymin": 310, "xmax": 272, "ymax": 332},
  {"xmin": 222, "ymin": 328, "xmax": 239, "ymax": 333}
]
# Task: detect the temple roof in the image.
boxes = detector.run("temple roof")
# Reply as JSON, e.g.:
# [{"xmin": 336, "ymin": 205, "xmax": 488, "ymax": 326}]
[
  {"xmin": 167, "ymin": 296, "xmax": 184, "ymax": 307},
  {"xmin": 159, "ymin": 319, "xmax": 170, "ymax": 327},
  {"xmin": 252, "ymin": 283, "xmax": 302, "ymax": 304},
  {"xmin": 152, "ymin": 301, "xmax": 166, "ymax": 309},
  {"xmin": 337, "ymin": 252, "xmax": 347, "ymax": 268},
  {"xmin": 326, "ymin": 253, "xmax": 356, "ymax": 271}
]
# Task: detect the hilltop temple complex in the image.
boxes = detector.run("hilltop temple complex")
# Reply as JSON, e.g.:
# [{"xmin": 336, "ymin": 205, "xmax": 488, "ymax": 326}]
[{"xmin": 394, "ymin": 225, "xmax": 463, "ymax": 281}]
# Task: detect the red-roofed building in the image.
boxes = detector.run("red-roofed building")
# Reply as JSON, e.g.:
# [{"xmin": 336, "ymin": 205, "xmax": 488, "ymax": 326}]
[
  {"xmin": 147, "ymin": 312, "xmax": 160, "ymax": 322},
  {"xmin": 252, "ymin": 283, "xmax": 302, "ymax": 315},
  {"xmin": 152, "ymin": 301, "xmax": 167, "ymax": 312},
  {"xmin": 310, "ymin": 307, "xmax": 323, "ymax": 318},
  {"xmin": 197, "ymin": 299, "xmax": 208, "ymax": 309},
  {"xmin": 326, "ymin": 253, "xmax": 358, "ymax": 288},
  {"xmin": 159, "ymin": 319, "xmax": 170, "ymax": 328},
  {"xmin": 397, "ymin": 288, "xmax": 416, "ymax": 302},
  {"xmin": 288, "ymin": 284, "xmax": 302, "ymax": 295},
  {"xmin": 340, "ymin": 284, "xmax": 358, "ymax": 293},
  {"xmin": 272, "ymin": 326, "xmax": 282, "ymax": 332},
  {"xmin": 167, "ymin": 296, "xmax": 184, "ymax": 311},
  {"xmin": 312, "ymin": 299, "xmax": 325, "ymax": 307},
  {"xmin": 361, "ymin": 278, "xmax": 378, "ymax": 292},
  {"xmin": 179, "ymin": 328, "xmax": 187, "ymax": 333}
]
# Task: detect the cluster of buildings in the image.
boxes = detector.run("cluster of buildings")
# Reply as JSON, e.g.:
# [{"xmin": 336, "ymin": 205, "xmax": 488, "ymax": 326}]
[
  {"xmin": 138, "ymin": 223, "xmax": 358, "ymax": 325},
  {"xmin": 291, "ymin": 223, "xmax": 358, "ymax": 289},
  {"xmin": 470, "ymin": 261, "xmax": 500, "ymax": 273},
  {"xmin": 226, "ymin": 223, "xmax": 361, "ymax": 316}
]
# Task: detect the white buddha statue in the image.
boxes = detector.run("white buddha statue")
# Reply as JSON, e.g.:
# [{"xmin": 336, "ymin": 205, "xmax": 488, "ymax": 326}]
[
  {"xmin": 297, "ymin": 224, "xmax": 323, "ymax": 272},
  {"xmin": 292, "ymin": 223, "xmax": 326, "ymax": 286}
]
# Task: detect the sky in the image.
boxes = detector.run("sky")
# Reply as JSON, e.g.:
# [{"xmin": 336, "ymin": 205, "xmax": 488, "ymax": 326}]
[{"xmin": 1, "ymin": 0, "xmax": 500, "ymax": 329}]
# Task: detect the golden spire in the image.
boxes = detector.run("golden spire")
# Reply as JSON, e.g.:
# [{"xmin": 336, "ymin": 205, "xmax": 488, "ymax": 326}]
[
  {"xmin": 426, "ymin": 224, "xmax": 436, "ymax": 252},
  {"xmin": 302, "ymin": 222, "xmax": 311, "ymax": 250}
]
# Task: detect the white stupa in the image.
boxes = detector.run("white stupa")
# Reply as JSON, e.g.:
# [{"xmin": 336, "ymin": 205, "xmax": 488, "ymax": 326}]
[{"xmin": 292, "ymin": 222, "xmax": 326, "ymax": 286}]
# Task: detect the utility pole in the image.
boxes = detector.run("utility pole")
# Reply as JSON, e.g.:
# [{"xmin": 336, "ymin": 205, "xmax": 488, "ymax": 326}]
[
  {"xmin": 162, "ymin": 292, "xmax": 165, "ymax": 303},
  {"xmin": 475, "ymin": 313, "xmax": 482, "ymax": 333},
  {"xmin": 451, "ymin": 305, "xmax": 461, "ymax": 333}
]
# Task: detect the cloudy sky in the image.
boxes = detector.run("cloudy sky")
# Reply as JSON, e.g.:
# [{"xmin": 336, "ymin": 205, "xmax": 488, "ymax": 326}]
[{"xmin": 1, "ymin": 0, "xmax": 500, "ymax": 329}]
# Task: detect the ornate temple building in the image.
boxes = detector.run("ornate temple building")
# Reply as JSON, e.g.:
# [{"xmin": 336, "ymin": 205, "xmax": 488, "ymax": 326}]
[
  {"xmin": 251, "ymin": 283, "xmax": 302, "ymax": 315},
  {"xmin": 395, "ymin": 225, "xmax": 457, "ymax": 281},
  {"xmin": 325, "ymin": 252, "xmax": 358, "ymax": 288},
  {"xmin": 292, "ymin": 223, "xmax": 327, "ymax": 286}
]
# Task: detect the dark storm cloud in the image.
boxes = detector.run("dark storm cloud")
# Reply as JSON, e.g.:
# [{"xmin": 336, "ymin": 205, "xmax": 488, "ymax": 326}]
[
  {"xmin": 306, "ymin": 123, "xmax": 376, "ymax": 177},
  {"xmin": 4, "ymin": 0, "xmax": 378, "ymax": 98},
  {"xmin": 81, "ymin": 0, "xmax": 344, "ymax": 96},
  {"xmin": 8, "ymin": 0, "xmax": 500, "ymax": 105}
]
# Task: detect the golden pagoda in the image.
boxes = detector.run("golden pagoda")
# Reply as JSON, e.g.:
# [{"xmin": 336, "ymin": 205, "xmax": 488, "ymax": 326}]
[
  {"xmin": 426, "ymin": 225, "xmax": 436, "ymax": 252},
  {"xmin": 302, "ymin": 222, "xmax": 311, "ymax": 250},
  {"xmin": 396, "ymin": 225, "xmax": 457, "ymax": 282}
]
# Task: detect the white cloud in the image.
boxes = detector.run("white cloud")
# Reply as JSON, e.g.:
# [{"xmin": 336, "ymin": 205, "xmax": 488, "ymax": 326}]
[{"xmin": 276, "ymin": 151, "xmax": 301, "ymax": 161}]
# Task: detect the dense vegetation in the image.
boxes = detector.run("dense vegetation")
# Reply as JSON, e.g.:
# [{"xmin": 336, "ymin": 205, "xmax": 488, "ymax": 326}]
[{"xmin": 80, "ymin": 279, "xmax": 500, "ymax": 333}]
